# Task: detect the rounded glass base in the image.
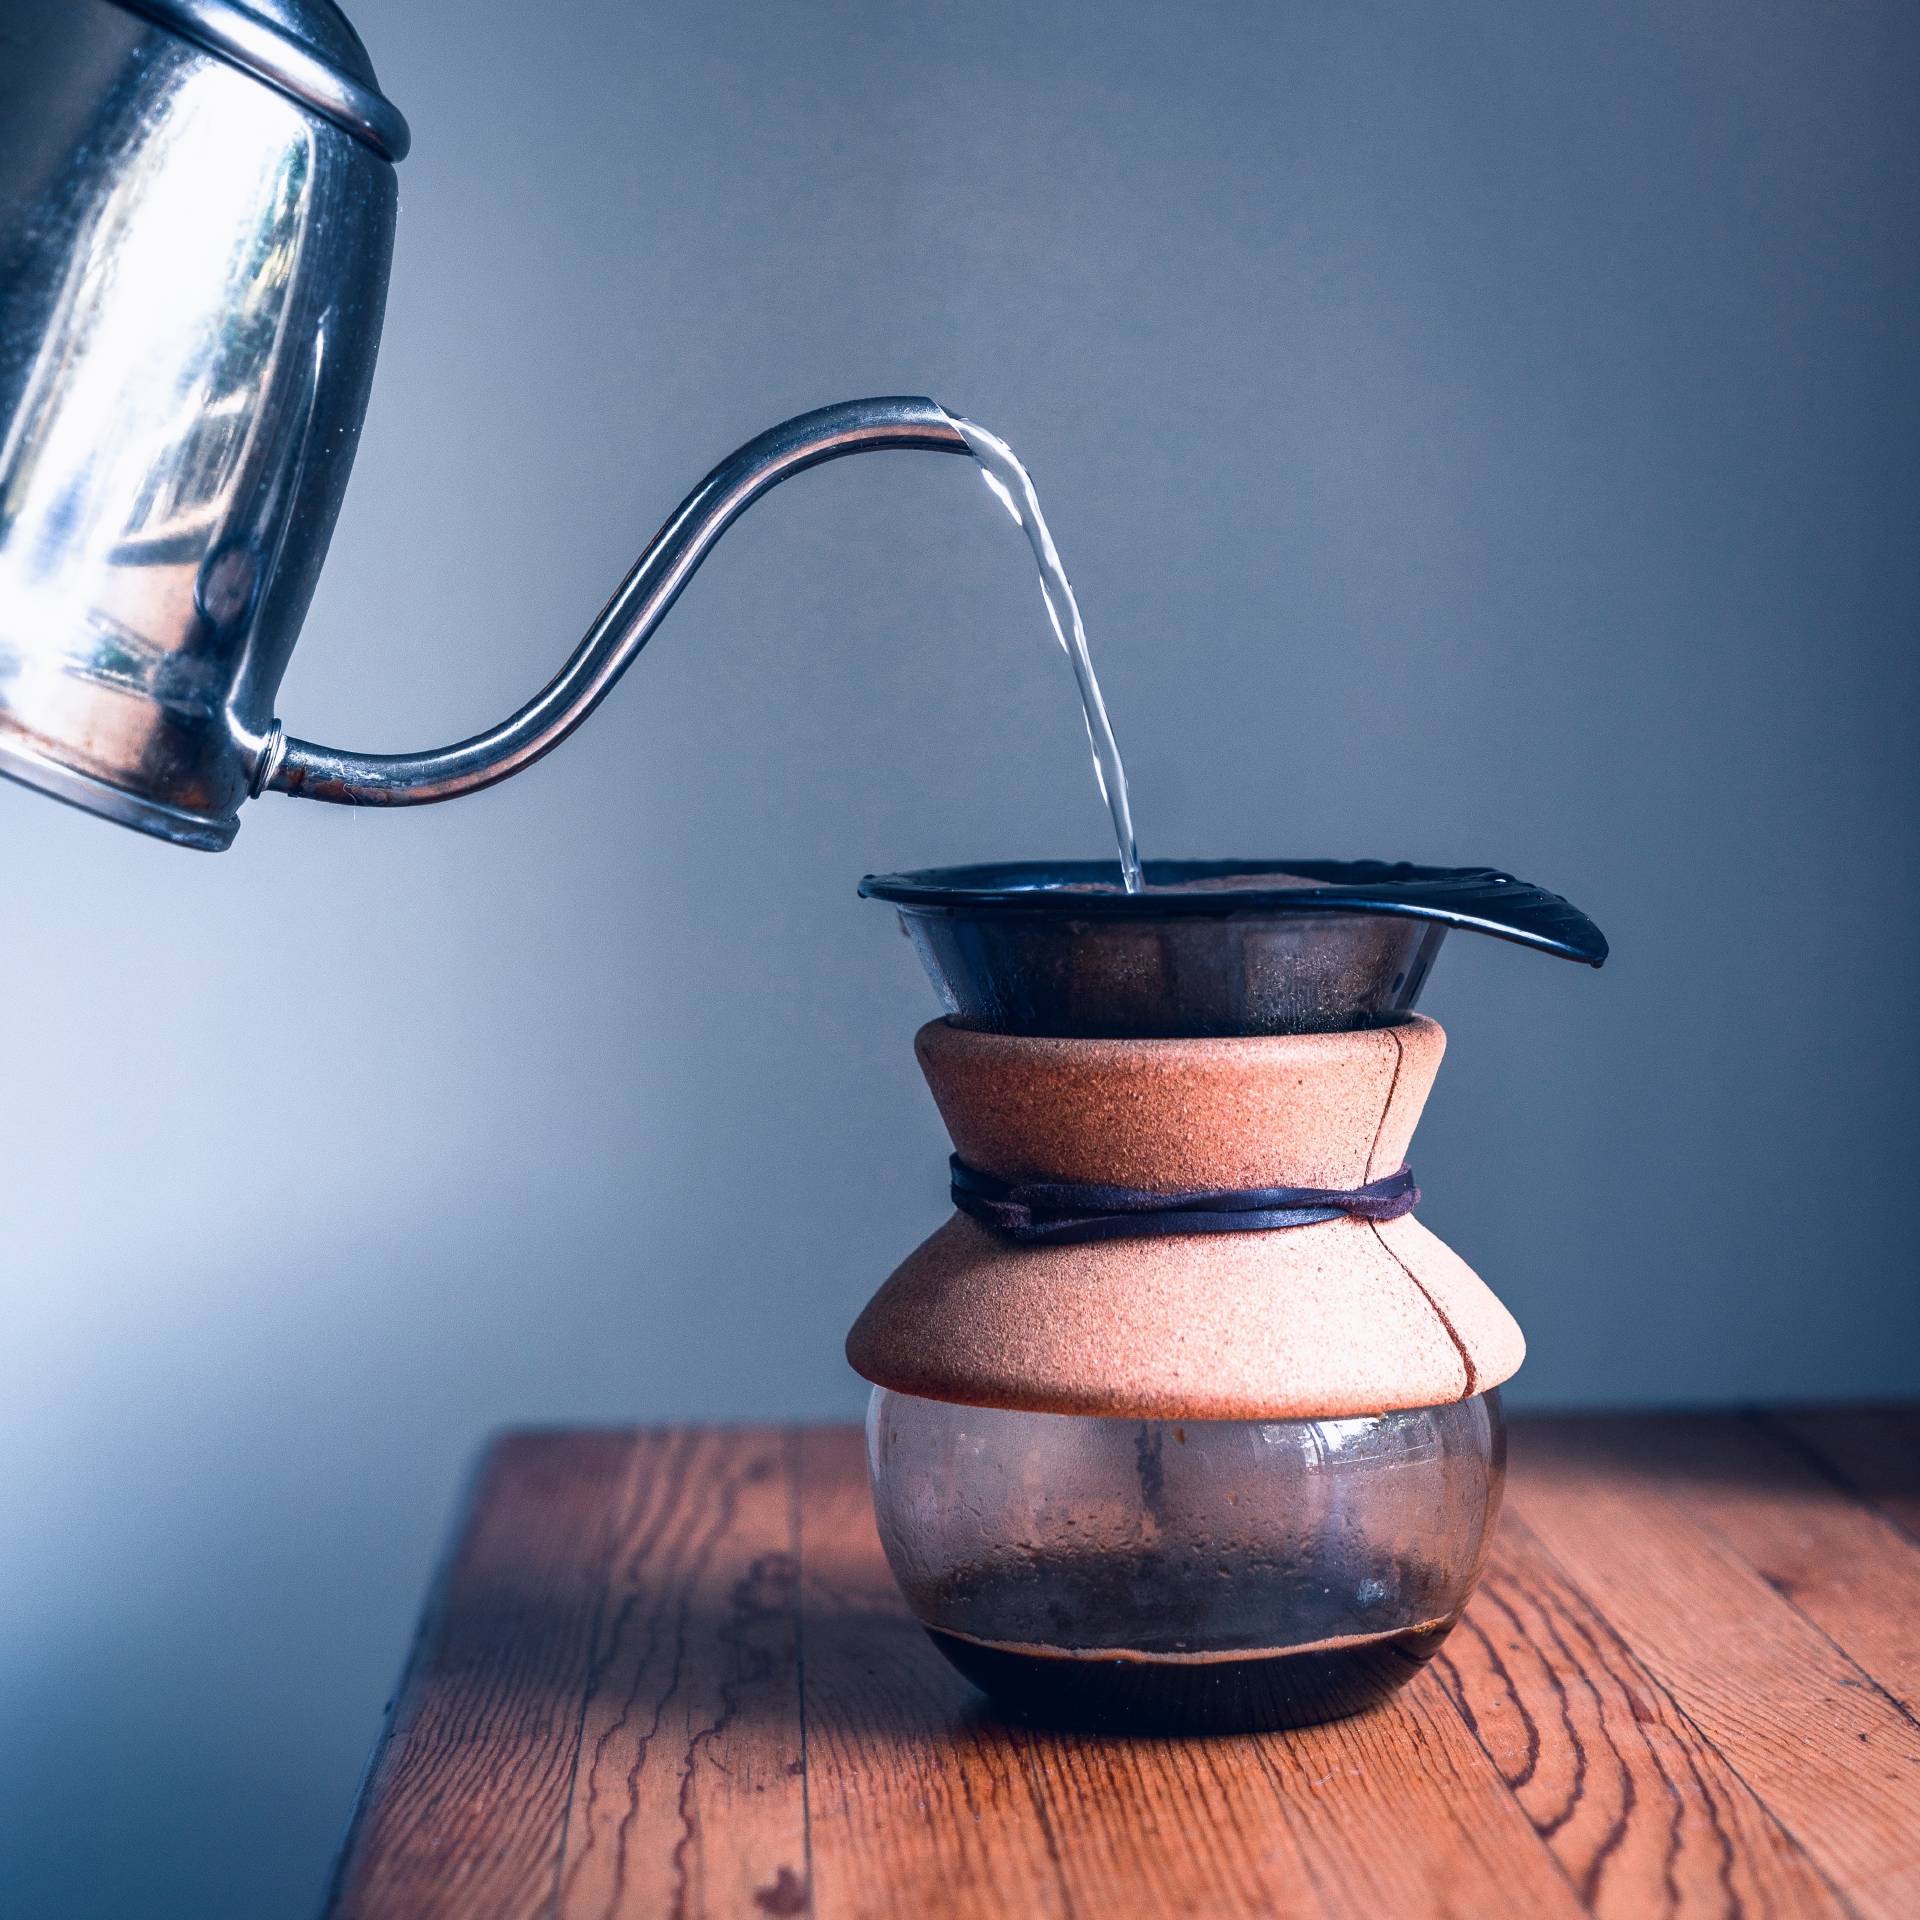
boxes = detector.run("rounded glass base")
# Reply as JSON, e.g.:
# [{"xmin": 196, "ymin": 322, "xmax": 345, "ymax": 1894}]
[{"xmin": 866, "ymin": 1387, "xmax": 1505, "ymax": 1733}]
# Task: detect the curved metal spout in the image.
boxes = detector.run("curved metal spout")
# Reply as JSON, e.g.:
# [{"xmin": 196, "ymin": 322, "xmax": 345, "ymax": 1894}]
[{"xmin": 265, "ymin": 396, "xmax": 970, "ymax": 806}]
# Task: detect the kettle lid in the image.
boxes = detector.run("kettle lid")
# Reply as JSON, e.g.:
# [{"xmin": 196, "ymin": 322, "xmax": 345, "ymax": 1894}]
[{"xmin": 115, "ymin": 0, "xmax": 411, "ymax": 160}]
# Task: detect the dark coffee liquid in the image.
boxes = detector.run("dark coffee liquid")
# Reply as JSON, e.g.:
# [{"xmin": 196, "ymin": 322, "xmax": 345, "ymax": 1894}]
[
  {"xmin": 917, "ymin": 1552, "xmax": 1459, "ymax": 1734},
  {"xmin": 927, "ymin": 1618, "xmax": 1454, "ymax": 1734}
]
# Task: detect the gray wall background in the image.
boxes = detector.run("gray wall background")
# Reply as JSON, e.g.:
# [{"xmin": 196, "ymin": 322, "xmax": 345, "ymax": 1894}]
[{"xmin": 5, "ymin": 0, "xmax": 1916, "ymax": 1913}]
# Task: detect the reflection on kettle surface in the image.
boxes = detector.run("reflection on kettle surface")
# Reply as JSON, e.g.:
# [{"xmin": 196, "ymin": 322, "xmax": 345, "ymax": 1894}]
[{"xmin": 0, "ymin": 2, "xmax": 395, "ymax": 845}]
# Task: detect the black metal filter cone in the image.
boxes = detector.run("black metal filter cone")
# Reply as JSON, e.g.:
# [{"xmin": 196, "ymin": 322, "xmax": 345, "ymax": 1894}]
[{"xmin": 859, "ymin": 860, "xmax": 1607, "ymax": 1037}]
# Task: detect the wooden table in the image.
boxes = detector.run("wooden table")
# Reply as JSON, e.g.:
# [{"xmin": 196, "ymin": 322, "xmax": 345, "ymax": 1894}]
[{"xmin": 324, "ymin": 1410, "xmax": 1919, "ymax": 1919}]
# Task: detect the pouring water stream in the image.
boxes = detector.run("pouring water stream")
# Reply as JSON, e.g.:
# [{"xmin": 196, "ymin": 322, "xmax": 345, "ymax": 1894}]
[{"xmin": 943, "ymin": 412, "xmax": 1144, "ymax": 894}]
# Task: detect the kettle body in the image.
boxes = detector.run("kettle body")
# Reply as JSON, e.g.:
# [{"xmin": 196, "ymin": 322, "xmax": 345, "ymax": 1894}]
[{"xmin": 0, "ymin": 0, "xmax": 400, "ymax": 848}]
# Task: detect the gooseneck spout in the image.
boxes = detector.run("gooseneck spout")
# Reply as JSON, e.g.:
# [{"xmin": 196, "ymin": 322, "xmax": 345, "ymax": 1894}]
[{"xmin": 265, "ymin": 397, "xmax": 971, "ymax": 807}]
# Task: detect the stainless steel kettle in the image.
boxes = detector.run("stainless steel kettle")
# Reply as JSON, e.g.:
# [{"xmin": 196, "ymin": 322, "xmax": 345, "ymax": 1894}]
[{"xmin": 0, "ymin": 0, "xmax": 968, "ymax": 848}]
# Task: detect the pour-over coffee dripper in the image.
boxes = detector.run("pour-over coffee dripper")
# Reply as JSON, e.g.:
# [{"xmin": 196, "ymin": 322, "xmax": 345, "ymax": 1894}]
[{"xmin": 848, "ymin": 860, "xmax": 1606, "ymax": 1734}]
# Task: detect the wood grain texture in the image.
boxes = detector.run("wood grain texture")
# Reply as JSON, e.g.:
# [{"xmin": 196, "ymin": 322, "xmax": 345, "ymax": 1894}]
[
  {"xmin": 326, "ymin": 1431, "xmax": 638, "ymax": 1919},
  {"xmin": 328, "ymin": 1411, "xmax": 1920, "ymax": 1919},
  {"xmin": 1764, "ymin": 1405, "xmax": 1920, "ymax": 1542},
  {"xmin": 1506, "ymin": 1417, "xmax": 1920, "ymax": 1919},
  {"xmin": 1625, "ymin": 1414, "xmax": 1920, "ymax": 1718},
  {"xmin": 551, "ymin": 1429, "xmax": 806, "ymax": 1920},
  {"xmin": 1434, "ymin": 1510, "xmax": 1847, "ymax": 1918}
]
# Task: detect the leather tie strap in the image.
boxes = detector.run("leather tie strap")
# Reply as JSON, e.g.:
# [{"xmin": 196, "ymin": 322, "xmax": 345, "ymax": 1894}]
[{"xmin": 948, "ymin": 1155, "xmax": 1419, "ymax": 1246}]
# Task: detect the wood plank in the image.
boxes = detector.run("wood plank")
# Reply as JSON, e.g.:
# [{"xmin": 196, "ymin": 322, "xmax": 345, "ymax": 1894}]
[
  {"xmin": 972, "ymin": 1661, "xmax": 1592, "ymax": 1920},
  {"xmin": 979, "ymin": 1684, "xmax": 1584, "ymax": 1920},
  {"xmin": 1507, "ymin": 1417, "xmax": 1920, "ymax": 1919},
  {"xmin": 1434, "ymin": 1507, "xmax": 1848, "ymax": 1917},
  {"xmin": 551, "ymin": 1428, "xmax": 808, "ymax": 1920},
  {"xmin": 797, "ymin": 1426, "xmax": 1586, "ymax": 1920},
  {"xmin": 985, "ymin": 1713, "xmax": 1324, "ymax": 1918},
  {"xmin": 1214, "ymin": 1673, "xmax": 1590, "ymax": 1920},
  {"xmin": 326, "ymin": 1430, "xmax": 641, "ymax": 1920},
  {"xmin": 1632, "ymin": 1414, "xmax": 1920, "ymax": 1717},
  {"xmin": 1762, "ymin": 1406, "xmax": 1920, "ymax": 1544}
]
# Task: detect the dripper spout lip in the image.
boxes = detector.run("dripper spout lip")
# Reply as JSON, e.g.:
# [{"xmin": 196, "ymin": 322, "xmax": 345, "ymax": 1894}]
[{"xmin": 860, "ymin": 860, "xmax": 1608, "ymax": 965}]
